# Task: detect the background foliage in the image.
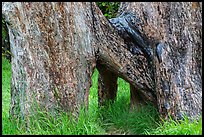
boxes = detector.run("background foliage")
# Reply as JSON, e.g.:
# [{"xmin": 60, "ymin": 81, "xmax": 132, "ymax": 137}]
[
  {"xmin": 96, "ymin": 2, "xmax": 120, "ymax": 19},
  {"xmin": 2, "ymin": 17, "xmax": 11, "ymax": 61}
]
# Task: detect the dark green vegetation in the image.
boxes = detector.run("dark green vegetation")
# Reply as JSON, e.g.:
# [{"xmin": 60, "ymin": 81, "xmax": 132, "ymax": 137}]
[
  {"xmin": 2, "ymin": 19, "xmax": 7, "ymax": 41},
  {"xmin": 2, "ymin": 17, "xmax": 11, "ymax": 61},
  {"xmin": 96, "ymin": 2, "xmax": 120, "ymax": 19},
  {"xmin": 2, "ymin": 58, "xmax": 202, "ymax": 135}
]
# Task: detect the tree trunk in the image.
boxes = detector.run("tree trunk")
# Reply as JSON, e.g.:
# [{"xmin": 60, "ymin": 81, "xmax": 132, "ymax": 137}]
[
  {"xmin": 97, "ymin": 63, "xmax": 118, "ymax": 106},
  {"xmin": 2, "ymin": 2, "xmax": 97, "ymax": 120},
  {"xmin": 2, "ymin": 2, "xmax": 202, "ymax": 122},
  {"xmin": 104, "ymin": 2, "xmax": 202, "ymax": 120}
]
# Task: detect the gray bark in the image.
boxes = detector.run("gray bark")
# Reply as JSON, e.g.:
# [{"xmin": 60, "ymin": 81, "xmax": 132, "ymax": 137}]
[
  {"xmin": 2, "ymin": 2, "xmax": 202, "ymax": 121},
  {"xmin": 100, "ymin": 2, "xmax": 202, "ymax": 120},
  {"xmin": 2, "ymin": 2, "xmax": 96, "ymax": 119}
]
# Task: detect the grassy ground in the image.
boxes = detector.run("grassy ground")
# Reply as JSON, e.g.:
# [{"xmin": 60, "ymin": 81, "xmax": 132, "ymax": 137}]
[{"xmin": 2, "ymin": 57, "xmax": 202, "ymax": 135}]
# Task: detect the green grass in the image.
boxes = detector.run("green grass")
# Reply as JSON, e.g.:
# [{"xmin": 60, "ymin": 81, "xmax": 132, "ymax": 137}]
[
  {"xmin": 2, "ymin": 57, "xmax": 202, "ymax": 135},
  {"xmin": 146, "ymin": 115, "xmax": 202, "ymax": 135},
  {"xmin": 2, "ymin": 57, "xmax": 14, "ymax": 134}
]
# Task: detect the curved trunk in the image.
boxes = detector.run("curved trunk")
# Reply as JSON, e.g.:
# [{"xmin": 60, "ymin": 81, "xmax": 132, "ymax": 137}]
[
  {"xmin": 2, "ymin": 2, "xmax": 202, "ymax": 121},
  {"xmin": 109, "ymin": 2, "xmax": 202, "ymax": 120}
]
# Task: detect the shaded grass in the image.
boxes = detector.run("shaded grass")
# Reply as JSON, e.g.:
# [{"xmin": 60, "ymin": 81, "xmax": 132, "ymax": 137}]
[
  {"xmin": 2, "ymin": 58, "xmax": 202, "ymax": 135},
  {"xmin": 98, "ymin": 79, "xmax": 159, "ymax": 135}
]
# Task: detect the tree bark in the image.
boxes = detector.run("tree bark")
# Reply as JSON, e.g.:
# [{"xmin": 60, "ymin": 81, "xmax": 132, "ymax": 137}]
[
  {"xmin": 2, "ymin": 2, "xmax": 202, "ymax": 122},
  {"xmin": 112, "ymin": 2, "xmax": 202, "ymax": 120},
  {"xmin": 2, "ymin": 2, "xmax": 97, "ymax": 120},
  {"xmin": 97, "ymin": 63, "xmax": 118, "ymax": 106}
]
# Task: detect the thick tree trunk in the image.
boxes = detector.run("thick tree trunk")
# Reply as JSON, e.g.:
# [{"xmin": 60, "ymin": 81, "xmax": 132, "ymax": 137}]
[
  {"xmin": 111, "ymin": 2, "xmax": 202, "ymax": 120},
  {"xmin": 2, "ymin": 2, "xmax": 202, "ymax": 122},
  {"xmin": 2, "ymin": 2, "xmax": 97, "ymax": 120},
  {"xmin": 141, "ymin": 2, "xmax": 201, "ymax": 120}
]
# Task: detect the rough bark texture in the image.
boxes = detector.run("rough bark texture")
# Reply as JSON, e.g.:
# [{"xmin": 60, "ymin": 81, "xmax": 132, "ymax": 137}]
[
  {"xmin": 2, "ymin": 2, "xmax": 202, "ymax": 121},
  {"xmin": 2, "ymin": 2, "xmax": 97, "ymax": 119},
  {"xmin": 129, "ymin": 85, "xmax": 141, "ymax": 110},
  {"xmin": 115, "ymin": 2, "xmax": 202, "ymax": 120},
  {"xmin": 95, "ymin": 2, "xmax": 202, "ymax": 120},
  {"xmin": 97, "ymin": 63, "xmax": 118, "ymax": 105},
  {"xmin": 92, "ymin": 3, "xmax": 157, "ymax": 106}
]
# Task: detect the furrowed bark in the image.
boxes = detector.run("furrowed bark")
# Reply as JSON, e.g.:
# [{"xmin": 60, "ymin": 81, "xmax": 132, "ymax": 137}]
[
  {"xmin": 92, "ymin": 3, "xmax": 157, "ymax": 106},
  {"xmin": 97, "ymin": 63, "xmax": 118, "ymax": 105},
  {"xmin": 3, "ymin": 2, "xmax": 201, "ymax": 122},
  {"xmin": 2, "ymin": 2, "xmax": 96, "ymax": 120},
  {"xmin": 94, "ymin": 2, "xmax": 202, "ymax": 120},
  {"xmin": 116, "ymin": 2, "xmax": 202, "ymax": 120}
]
